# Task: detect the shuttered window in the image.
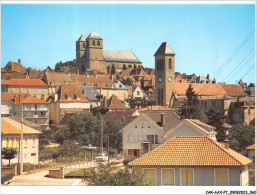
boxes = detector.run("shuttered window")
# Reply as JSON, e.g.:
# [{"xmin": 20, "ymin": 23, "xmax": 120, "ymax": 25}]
[
  {"xmin": 215, "ymin": 169, "xmax": 228, "ymax": 186},
  {"xmin": 16, "ymin": 137, "xmax": 19, "ymax": 148},
  {"xmin": 6, "ymin": 137, "xmax": 9, "ymax": 147},
  {"xmin": 11, "ymin": 137, "xmax": 14, "ymax": 148},
  {"xmin": 25, "ymin": 137, "xmax": 28, "ymax": 147},
  {"xmin": 162, "ymin": 169, "xmax": 175, "ymax": 185},
  {"xmin": 33, "ymin": 136, "xmax": 36, "ymax": 146},
  {"xmin": 181, "ymin": 169, "xmax": 194, "ymax": 186},
  {"xmin": 143, "ymin": 169, "xmax": 156, "ymax": 184}
]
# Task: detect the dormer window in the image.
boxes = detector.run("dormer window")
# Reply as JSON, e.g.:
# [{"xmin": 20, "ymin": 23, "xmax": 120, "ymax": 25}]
[
  {"xmin": 92, "ymin": 40, "xmax": 95, "ymax": 46},
  {"xmin": 106, "ymin": 84, "xmax": 109, "ymax": 87}
]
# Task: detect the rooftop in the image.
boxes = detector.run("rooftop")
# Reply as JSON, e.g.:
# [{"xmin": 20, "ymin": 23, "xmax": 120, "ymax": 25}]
[
  {"xmin": 107, "ymin": 94, "xmax": 130, "ymax": 110},
  {"xmin": 58, "ymin": 84, "xmax": 90, "ymax": 102},
  {"xmin": 8, "ymin": 79, "xmax": 48, "ymax": 86},
  {"xmin": 129, "ymin": 136, "xmax": 252, "ymax": 166},
  {"xmin": 246, "ymin": 144, "xmax": 255, "ymax": 150},
  {"xmin": 103, "ymin": 50, "xmax": 141, "ymax": 63},
  {"xmin": 154, "ymin": 42, "xmax": 175, "ymax": 56}
]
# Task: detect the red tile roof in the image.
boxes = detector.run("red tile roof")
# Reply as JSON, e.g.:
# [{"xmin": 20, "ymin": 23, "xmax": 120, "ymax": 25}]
[
  {"xmin": 1, "ymin": 92, "xmax": 30, "ymax": 102},
  {"xmin": 4, "ymin": 61, "xmax": 27, "ymax": 72},
  {"xmin": 246, "ymin": 144, "xmax": 255, "ymax": 150},
  {"xmin": 174, "ymin": 83, "xmax": 247, "ymax": 96},
  {"xmin": 107, "ymin": 94, "xmax": 130, "ymax": 110},
  {"xmin": 16, "ymin": 96, "xmax": 48, "ymax": 104},
  {"xmin": 8, "ymin": 79, "xmax": 48, "ymax": 86},
  {"xmin": 129, "ymin": 136, "xmax": 252, "ymax": 166},
  {"xmin": 58, "ymin": 84, "xmax": 90, "ymax": 102}
]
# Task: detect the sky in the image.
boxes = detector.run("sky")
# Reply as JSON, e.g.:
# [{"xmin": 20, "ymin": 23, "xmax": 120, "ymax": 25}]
[{"xmin": 1, "ymin": 3, "xmax": 255, "ymax": 84}]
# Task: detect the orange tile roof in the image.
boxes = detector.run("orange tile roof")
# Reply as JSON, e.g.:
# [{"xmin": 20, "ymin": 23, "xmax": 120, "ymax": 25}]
[
  {"xmin": 17, "ymin": 96, "xmax": 48, "ymax": 104},
  {"xmin": 8, "ymin": 79, "xmax": 48, "ymax": 86},
  {"xmin": 129, "ymin": 136, "xmax": 252, "ymax": 167},
  {"xmin": 107, "ymin": 94, "xmax": 130, "ymax": 110},
  {"xmin": 246, "ymin": 144, "xmax": 255, "ymax": 150},
  {"xmin": 174, "ymin": 83, "xmax": 247, "ymax": 96},
  {"xmin": 1, "ymin": 118, "xmax": 41, "ymax": 135},
  {"xmin": 1, "ymin": 92, "xmax": 30, "ymax": 102},
  {"xmin": 58, "ymin": 84, "xmax": 90, "ymax": 102},
  {"xmin": 4, "ymin": 61, "xmax": 27, "ymax": 72}
]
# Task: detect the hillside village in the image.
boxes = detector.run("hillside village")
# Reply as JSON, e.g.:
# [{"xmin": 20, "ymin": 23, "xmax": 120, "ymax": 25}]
[{"xmin": 1, "ymin": 32, "xmax": 255, "ymax": 186}]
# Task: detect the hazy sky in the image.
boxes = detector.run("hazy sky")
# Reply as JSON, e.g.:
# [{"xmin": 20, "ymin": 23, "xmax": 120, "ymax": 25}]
[{"xmin": 1, "ymin": 3, "xmax": 255, "ymax": 84}]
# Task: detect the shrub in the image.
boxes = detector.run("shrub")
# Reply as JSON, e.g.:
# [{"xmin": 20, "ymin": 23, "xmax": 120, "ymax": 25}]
[
  {"xmin": 1, "ymin": 172, "xmax": 13, "ymax": 184},
  {"xmin": 123, "ymin": 155, "xmax": 137, "ymax": 165},
  {"xmin": 39, "ymin": 147, "xmax": 59, "ymax": 161}
]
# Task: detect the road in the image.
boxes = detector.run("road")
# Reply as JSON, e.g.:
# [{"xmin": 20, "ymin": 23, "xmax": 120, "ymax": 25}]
[{"xmin": 8, "ymin": 161, "xmax": 98, "ymax": 186}]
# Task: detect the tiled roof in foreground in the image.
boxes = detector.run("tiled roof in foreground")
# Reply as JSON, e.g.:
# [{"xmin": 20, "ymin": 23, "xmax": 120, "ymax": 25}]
[{"xmin": 129, "ymin": 136, "xmax": 252, "ymax": 167}]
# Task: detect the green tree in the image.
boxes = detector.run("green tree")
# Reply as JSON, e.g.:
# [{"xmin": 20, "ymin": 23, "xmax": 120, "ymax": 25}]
[
  {"xmin": 86, "ymin": 164, "xmax": 153, "ymax": 186},
  {"xmin": 104, "ymin": 121, "xmax": 126, "ymax": 151},
  {"xmin": 67, "ymin": 112, "xmax": 102, "ymax": 146},
  {"xmin": 54, "ymin": 61, "xmax": 65, "ymax": 72},
  {"xmin": 122, "ymin": 78, "xmax": 133, "ymax": 86},
  {"xmin": 228, "ymin": 124, "xmax": 255, "ymax": 155},
  {"xmin": 206, "ymin": 108, "xmax": 227, "ymax": 142},
  {"xmin": 58, "ymin": 140, "xmax": 81, "ymax": 158},
  {"xmin": 1, "ymin": 147, "xmax": 18, "ymax": 166},
  {"xmin": 54, "ymin": 126, "xmax": 71, "ymax": 145},
  {"xmin": 181, "ymin": 84, "xmax": 201, "ymax": 119}
]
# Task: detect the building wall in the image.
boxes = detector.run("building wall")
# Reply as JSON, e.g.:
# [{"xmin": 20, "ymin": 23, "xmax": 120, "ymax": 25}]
[
  {"xmin": 122, "ymin": 117, "xmax": 164, "ymax": 156},
  {"xmin": 1, "ymin": 102, "xmax": 15, "ymax": 116},
  {"xmin": 97, "ymin": 88, "xmax": 128, "ymax": 101},
  {"xmin": 164, "ymin": 122, "xmax": 206, "ymax": 141},
  {"xmin": 105, "ymin": 62, "xmax": 142, "ymax": 74},
  {"xmin": 134, "ymin": 166, "xmax": 243, "ymax": 186},
  {"xmin": 132, "ymin": 86, "xmax": 144, "ymax": 98},
  {"xmin": 247, "ymin": 150, "xmax": 255, "ymax": 161},
  {"xmin": 1, "ymin": 134, "xmax": 40, "ymax": 164},
  {"xmin": 7, "ymin": 86, "xmax": 49, "ymax": 100},
  {"xmin": 240, "ymin": 165, "xmax": 249, "ymax": 186}
]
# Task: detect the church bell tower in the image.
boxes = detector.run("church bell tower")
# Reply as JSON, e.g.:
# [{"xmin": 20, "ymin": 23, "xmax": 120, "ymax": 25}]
[{"xmin": 154, "ymin": 42, "xmax": 175, "ymax": 107}]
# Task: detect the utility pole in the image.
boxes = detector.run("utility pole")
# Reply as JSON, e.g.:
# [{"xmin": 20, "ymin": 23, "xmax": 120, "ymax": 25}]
[
  {"xmin": 20, "ymin": 103, "xmax": 24, "ymax": 175},
  {"xmin": 100, "ymin": 115, "xmax": 103, "ymax": 154},
  {"xmin": 107, "ymin": 135, "xmax": 109, "ymax": 167}
]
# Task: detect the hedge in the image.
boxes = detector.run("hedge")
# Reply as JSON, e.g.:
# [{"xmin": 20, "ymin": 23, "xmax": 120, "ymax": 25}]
[
  {"xmin": 1, "ymin": 172, "xmax": 13, "ymax": 184},
  {"xmin": 123, "ymin": 156, "xmax": 137, "ymax": 165}
]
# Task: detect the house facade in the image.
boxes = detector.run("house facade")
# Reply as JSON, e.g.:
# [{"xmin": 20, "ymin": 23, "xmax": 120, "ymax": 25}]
[
  {"xmin": 129, "ymin": 136, "xmax": 252, "ymax": 186},
  {"xmin": 1, "ymin": 117, "xmax": 41, "ymax": 165}
]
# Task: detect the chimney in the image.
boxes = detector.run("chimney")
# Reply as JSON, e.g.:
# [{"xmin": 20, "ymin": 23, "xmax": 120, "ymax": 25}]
[
  {"xmin": 207, "ymin": 74, "xmax": 210, "ymax": 80},
  {"xmin": 161, "ymin": 113, "xmax": 165, "ymax": 127},
  {"xmin": 18, "ymin": 59, "xmax": 22, "ymax": 64},
  {"xmin": 224, "ymin": 138, "xmax": 229, "ymax": 150}
]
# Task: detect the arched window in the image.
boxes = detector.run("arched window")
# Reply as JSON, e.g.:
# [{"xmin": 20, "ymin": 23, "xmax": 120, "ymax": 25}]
[
  {"xmin": 83, "ymin": 43, "xmax": 86, "ymax": 48},
  {"xmin": 169, "ymin": 59, "xmax": 172, "ymax": 69},
  {"xmin": 97, "ymin": 41, "xmax": 100, "ymax": 47},
  {"xmin": 92, "ymin": 40, "xmax": 95, "ymax": 46},
  {"xmin": 134, "ymin": 64, "xmax": 137, "ymax": 69},
  {"xmin": 128, "ymin": 65, "xmax": 132, "ymax": 69},
  {"xmin": 82, "ymin": 64, "xmax": 85, "ymax": 72},
  {"xmin": 123, "ymin": 64, "xmax": 127, "ymax": 70},
  {"xmin": 107, "ymin": 66, "xmax": 110, "ymax": 74},
  {"xmin": 111, "ymin": 64, "xmax": 116, "ymax": 74}
]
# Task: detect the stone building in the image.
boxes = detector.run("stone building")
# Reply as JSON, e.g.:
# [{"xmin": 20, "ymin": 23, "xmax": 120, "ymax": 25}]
[{"xmin": 76, "ymin": 32, "xmax": 142, "ymax": 74}]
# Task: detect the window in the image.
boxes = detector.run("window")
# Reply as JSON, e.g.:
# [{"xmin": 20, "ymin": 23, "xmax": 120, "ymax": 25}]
[
  {"xmin": 143, "ymin": 169, "xmax": 156, "ymax": 184},
  {"xmin": 27, "ymin": 88, "xmax": 30, "ymax": 93},
  {"xmin": 161, "ymin": 168, "xmax": 175, "ymax": 186},
  {"xmin": 6, "ymin": 137, "xmax": 9, "ymax": 147},
  {"xmin": 169, "ymin": 59, "xmax": 172, "ymax": 69},
  {"xmin": 33, "ymin": 136, "xmax": 36, "ymax": 146},
  {"xmin": 19, "ymin": 87, "xmax": 22, "ymax": 93},
  {"xmin": 35, "ymin": 88, "xmax": 38, "ymax": 93},
  {"xmin": 97, "ymin": 41, "xmax": 100, "ymax": 47},
  {"xmin": 83, "ymin": 43, "xmax": 86, "ymax": 48},
  {"xmin": 51, "ymin": 87, "xmax": 55, "ymax": 93},
  {"xmin": 215, "ymin": 169, "xmax": 229, "ymax": 186},
  {"xmin": 11, "ymin": 88, "xmax": 14, "ymax": 93},
  {"xmin": 92, "ymin": 40, "xmax": 95, "ymax": 46},
  {"xmin": 128, "ymin": 134, "xmax": 140, "ymax": 143},
  {"xmin": 248, "ymin": 108, "xmax": 251, "ymax": 114},
  {"xmin": 25, "ymin": 137, "xmax": 28, "ymax": 147},
  {"xmin": 147, "ymin": 135, "xmax": 158, "ymax": 145},
  {"xmin": 180, "ymin": 169, "xmax": 194, "ymax": 186},
  {"xmin": 137, "ymin": 91, "xmax": 140, "ymax": 95},
  {"xmin": 11, "ymin": 137, "xmax": 14, "ymax": 148},
  {"xmin": 43, "ymin": 88, "xmax": 46, "ymax": 93},
  {"xmin": 16, "ymin": 137, "xmax": 19, "ymax": 148}
]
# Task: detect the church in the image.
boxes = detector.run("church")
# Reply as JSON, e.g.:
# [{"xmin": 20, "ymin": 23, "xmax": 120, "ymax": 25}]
[{"xmin": 76, "ymin": 32, "xmax": 143, "ymax": 74}]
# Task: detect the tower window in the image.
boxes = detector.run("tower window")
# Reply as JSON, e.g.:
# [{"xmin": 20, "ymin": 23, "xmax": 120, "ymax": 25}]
[
  {"xmin": 169, "ymin": 59, "xmax": 172, "ymax": 69},
  {"xmin": 123, "ymin": 64, "xmax": 127, "ymax": 70},
  {"xmin": 92, "ymin": 40, "xmax": 95, "ymax": 46},
  {"xmin": 97, "ymin": 41, "xmax": 100, "ymax": 47},
  {"xmin": 82, "ymin": 64, "xmax": 85, "ymax": 72},
  {"xmin": 83, "ymin": 43, "xmax": 86, "ymax": 48}
]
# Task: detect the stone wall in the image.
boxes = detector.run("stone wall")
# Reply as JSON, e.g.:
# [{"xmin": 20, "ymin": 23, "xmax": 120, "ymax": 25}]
[{"xmin": 49, "ymin": 167, "xmax": 64, "ymax": 179}]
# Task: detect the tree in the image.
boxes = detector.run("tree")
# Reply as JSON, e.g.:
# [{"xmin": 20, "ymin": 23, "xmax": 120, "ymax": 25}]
[
  {"xmin": 104, "ymin": 121, "xmax": 126, "ymax": 151},
  {"xmin": 54, "ymin": 61, "xmax": 65, "ymax": 72},
  {"xmin": 58, "ymin": 140, "xmax": 81, "ymax": 158},
  {"xmin": 206, "ymin": 108, "xmax": 227, "ymax": 142},
  {"xmin": 250, "ymin": 118, "xmax": 255, "ymax": 126},
  {"xmin": 181, "ymin": 84, "xmax": 201, "ymax": 119},
  {"xmin": 122, "ymin": 78, "xmax": 133, "ymax": 86},
  {"xmin": 228, "ymin": 124, "xmax": 255, "ymax": 156},
  {"xmin": 85, "ymin": 164, "xmax": 153, "ymax": 186},
  {"xmin": 67, "ymin": 112, "xmax": 102, "ymax": 146},
  {"xmin": 2, "ymin": 147, "xmax": 18, "ymax": 166},
  {"xmin": 54, "ymin": 126, "xmax": 71, "ymax": 145}
]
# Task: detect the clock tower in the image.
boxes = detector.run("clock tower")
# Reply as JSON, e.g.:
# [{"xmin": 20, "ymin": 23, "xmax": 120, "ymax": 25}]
[{"xmin": 154, "ymin": 42, "xmax": 175, "ymax": 107}]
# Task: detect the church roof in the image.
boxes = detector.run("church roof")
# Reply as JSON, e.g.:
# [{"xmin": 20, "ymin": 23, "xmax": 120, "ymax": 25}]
[
  {"xmin": 87, "ymin": 32, "xmax": 102, "ymax": 40},
  {"xmin": 154, "ymin": 42, "xmax": 175, "ymax": 56},
  {"xmin": 103, "ymin": 50, "xmax": 141, "ymax": 63},
  {"xmin": 77, "ymin": 34, "xmax": 88, "ymax": 41}
]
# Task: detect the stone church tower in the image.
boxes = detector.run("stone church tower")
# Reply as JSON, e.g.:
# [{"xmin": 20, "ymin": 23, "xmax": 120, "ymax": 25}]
[
  {"xmin": 154, "ymin": 42, "xmax": 175, "ymax": 107},
  {"xmin": 76, "ymin": 32, "xmax": 105, "ymax": 73}
]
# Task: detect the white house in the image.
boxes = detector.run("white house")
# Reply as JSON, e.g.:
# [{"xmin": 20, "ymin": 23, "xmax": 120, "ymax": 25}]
[{"xmin": 1, "ymin": 117, "xmax": 41, "ymax": 165}]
